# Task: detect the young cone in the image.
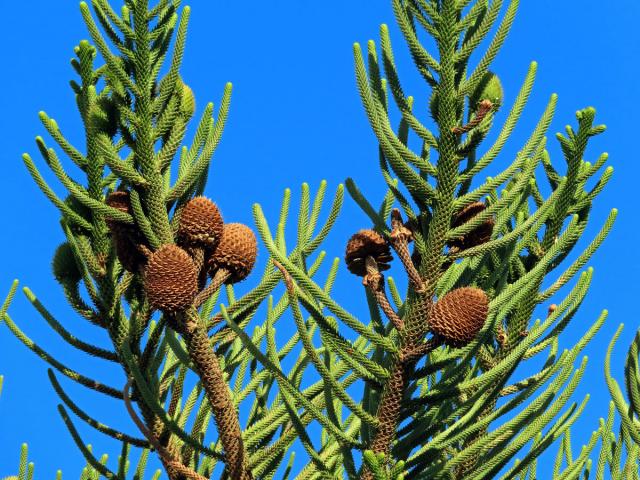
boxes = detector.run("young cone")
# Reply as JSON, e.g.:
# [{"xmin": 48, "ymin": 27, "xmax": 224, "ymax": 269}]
[{"xmin": 52, "ymin": 242, "xmax": 82, "ymax": 285}]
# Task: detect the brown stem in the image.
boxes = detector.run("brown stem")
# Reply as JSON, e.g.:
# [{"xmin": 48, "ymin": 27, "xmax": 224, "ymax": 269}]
[
  {"xmin": 362, "ymin": 361, "xmax": 411, "ymax": 480},
  {"xmin": 272, "ymin": 260, "xmax": 294, "ymax": 291},
  {"xmin": 363, "ymin": 256, "xmax": 404, "ymax": 331},
  {"xmin": 389, "ymin": 209, "xmax": 425, "ymax": 292},
  {"xmin": 451, "ymin": 99, "xmax": 494, "ymax": 135},
  {"xmin": 371, "ymin": 288, "xmax": 404, "ymax": 332},
  {"xmin": 361, "ymin": 293, "xmax": 436, "ymax": 480},
  {"xmin": 181, "ymin": 309, "xmax": 253, "ymax": 480},
  {"xmin": 124, "ymin": 379, "xmax": 207, "ymax": 480}
]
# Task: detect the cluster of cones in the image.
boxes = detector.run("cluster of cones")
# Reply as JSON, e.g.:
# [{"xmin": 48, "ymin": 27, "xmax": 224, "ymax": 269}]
[
  {"xmin": 106, "ymin": 192, "xmax": 257, "ymax": 316},
  {"xmin": 345, "ymin": 202, "xmax": 494, "ymax": 348}
]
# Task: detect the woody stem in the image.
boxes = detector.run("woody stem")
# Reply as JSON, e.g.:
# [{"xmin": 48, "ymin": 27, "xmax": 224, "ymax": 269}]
[
  {"xmin": 389, "ymin": 209, "xmax": 425, "ymax": 292},
  {"xmin": 360, "ymin": 300, "xmax": 439, "ymax": 480},
  {"xmin": 451, "ymin": 99, "xmax": 494, "ymax": 135},
  {"xmin": 363, "ymin": 256, "xmax": 404, "ymax": 331},
  {"xmin": 181, "ymin": 308, "xmax": 253, "ymax": 480}
]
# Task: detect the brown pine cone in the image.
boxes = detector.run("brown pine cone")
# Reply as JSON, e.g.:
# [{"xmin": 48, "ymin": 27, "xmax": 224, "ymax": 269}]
[
  {"xmin": 345, "ymin": 229, "xmax": 393, "ymax": 277},
  {"xmin": 429, "ymin": 287, "xmax": 489, "ymax": 348},
  {"xmin": 177, "ymin": 196, "xmax": 224, "ymax": 251},
  {"xmin": 448, "ymin": 202, "xmax": 494, "ymax": 251},
  {"xmin": 105, "ymin": 190, "xmax": 132, "ymax": 217},
  {"xmin": 105, "ymin": 190, "xmax": 148, "ymax": 272},
  {"xmin": 105, "ymin": 190, "xmax": 133, "ymax": 238},
  {"xmin": 114, "ymin": 236, "xmax": 148, "ymax": 273},
  {"xmin": 207, "ymin": 223, "xmax": 258, "ymax": 284},
  {"xmin": 144, "ymin": 244, "xmax": 198, "ymax": 313}
]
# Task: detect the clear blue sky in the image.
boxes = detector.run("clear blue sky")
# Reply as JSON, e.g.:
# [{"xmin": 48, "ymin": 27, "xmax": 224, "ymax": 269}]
[{"xmin": 0, "ymin": 0, "xmax": 638, "ymax": 477}]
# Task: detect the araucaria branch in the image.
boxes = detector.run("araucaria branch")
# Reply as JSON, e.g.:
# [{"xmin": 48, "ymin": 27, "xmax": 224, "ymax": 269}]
[{"xmin": 1, "ymin": 0, "xmax": 622, "ymax": 479}]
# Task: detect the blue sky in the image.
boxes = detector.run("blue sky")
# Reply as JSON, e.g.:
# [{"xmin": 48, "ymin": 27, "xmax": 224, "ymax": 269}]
[{"xmin": 0, "ymin": 0, "xmax": 638, "ymax": 477}]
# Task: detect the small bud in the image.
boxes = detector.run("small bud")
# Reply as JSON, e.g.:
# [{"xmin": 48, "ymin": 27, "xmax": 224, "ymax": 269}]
[{"xmin": 429, "ymin": 90, "xmax": 440, "ymax": 120}]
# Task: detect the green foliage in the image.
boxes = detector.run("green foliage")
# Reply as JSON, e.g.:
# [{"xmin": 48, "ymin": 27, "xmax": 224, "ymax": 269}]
[
  {"xmin": 279, "ymin": 0, "xmax": 614, "ymax": 477},
  {"xmin": 1, "ymin": 444, "xmax": 35, "ymax": 480},
  {"xmin": 2, "ymin": 0, "xmax": 347, "ymax": 477},
  {"xmin": 0, "ymin": 0, "xmax": 622, "ymax": 479},
  {"xmin": 596, "ymin": 325, "xmax": 640, "ymax": 478},
  {"xmin": 361, "ymin": 451, "xmax": 406, "ymax": 480},
  {"xmin": 0, "ymin": 438, "xmax": 141, "ymax": 480}
]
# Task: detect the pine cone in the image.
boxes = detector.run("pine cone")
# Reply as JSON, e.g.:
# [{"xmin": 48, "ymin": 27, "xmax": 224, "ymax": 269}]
[
  {"xmin": 473, "ymin": 71, "xmax": 504, "ymax": 107},
  {"xmin": 207, "ymin": 223, "xmax": 257, "ymax": 284},
  {"xmin": 180, "ymin": 83, "xmax": 196, "ymax": 117},
  {"xmin": 105, "ymin": 190, "xmax": 133, "ymax": 236},
  {"xmin": 144, "ymin": 244, "xmax": 198, "ymax": 313},
  {"xmin": 105, "ymin": 190, "xmax": 148, "ymax": 272},
  {"xmin": 345, "ymin": 229, "xmax": 393, "ymax": 277},
  {"xmin": 448, "ymin": 202, "xmax": 494, "ymax": 251},
  {"xmin": 115, "ymin": 236, "xmax": 149, "ymax": 273},
  {"xmin": 52, "ymin": 242, "xmax": 82, "ymax": 284},
  {"xmin": 105, "ymin": 190, "xmax": 132, "ymax": 215},
  {"xmin": 429, "ymin": 287, "xmax": 488, "ymax": 347},
  {"xmin": 177, "ymin": 197, "xmax": 224, "ymax": 250}
]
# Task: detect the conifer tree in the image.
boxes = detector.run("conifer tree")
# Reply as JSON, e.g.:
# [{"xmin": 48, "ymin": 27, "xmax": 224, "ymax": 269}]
[{"xmin": 0, "ymin": 0, "xmax": 620, "ymax": 479}]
